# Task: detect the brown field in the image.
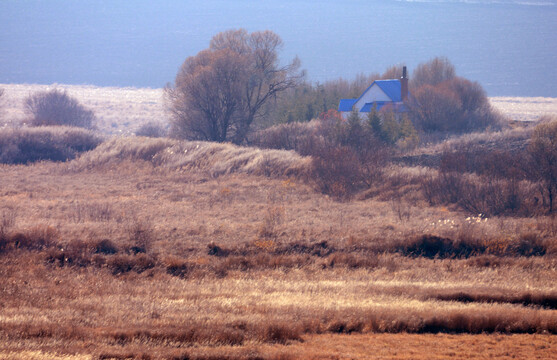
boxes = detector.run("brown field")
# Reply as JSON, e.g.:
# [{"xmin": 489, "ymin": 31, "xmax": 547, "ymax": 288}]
[{"xmin": 1, "ymin": 84, "xmax": 557, "ymax": 359}]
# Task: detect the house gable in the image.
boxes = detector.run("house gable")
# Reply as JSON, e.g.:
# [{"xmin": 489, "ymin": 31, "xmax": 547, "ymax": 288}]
[
  {"xmin": 337, "ymin": 67, "xmax": 409, "ymax": 118},
  {"xmin": 353, "ymin": 82, "xmax": 393, "ymax": 110}
]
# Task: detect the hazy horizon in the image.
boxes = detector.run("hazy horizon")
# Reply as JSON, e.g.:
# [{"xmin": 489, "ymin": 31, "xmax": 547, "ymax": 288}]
[{"xmin": 1, "ymin": 0, "xmax": 556, "ymax": 97}]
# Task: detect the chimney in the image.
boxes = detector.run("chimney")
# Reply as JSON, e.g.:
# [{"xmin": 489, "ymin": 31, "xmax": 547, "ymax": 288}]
[{"xmin": 401, "ymin": 66, "xmax": 408, "ymax": 102}]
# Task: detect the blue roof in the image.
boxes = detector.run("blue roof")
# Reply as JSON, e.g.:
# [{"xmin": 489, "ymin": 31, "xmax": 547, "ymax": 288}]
[
  {"xmin": 353, "ymin": 79, "xmax": 402, "ymax": 105},
  {"xmin": 338, "ymin": 99, "xmax": 357, "ymax": 112},
  {"xmin": 375, "ymin": 80, "xmax": 402, "ymax": 102},
  {"xmin": 338, "ymin": 79, "xmax": 409, "ymax": 113}
]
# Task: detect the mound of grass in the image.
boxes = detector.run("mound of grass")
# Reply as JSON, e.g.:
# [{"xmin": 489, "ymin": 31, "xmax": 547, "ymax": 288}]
[
  {"xmin": 0, "ymin": 126, "xmax": 102, "ymax": 164},
  {"xmin": 71, "ymin": 137, "xmax": 311, "ymax": 178}
]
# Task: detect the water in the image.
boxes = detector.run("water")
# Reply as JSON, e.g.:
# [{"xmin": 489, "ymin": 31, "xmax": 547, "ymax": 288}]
[{"xmin": 1, "ymin": 0, "xmax": 556, "ymax": 96}]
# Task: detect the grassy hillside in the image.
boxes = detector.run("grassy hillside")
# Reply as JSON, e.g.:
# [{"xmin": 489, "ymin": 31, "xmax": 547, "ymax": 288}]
[{"xmin": 0, "ymin": 84, "xmax": 556, "ymax": 359}]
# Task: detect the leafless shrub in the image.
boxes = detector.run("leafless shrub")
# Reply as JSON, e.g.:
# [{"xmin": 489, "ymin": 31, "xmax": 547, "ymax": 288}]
[
  {"xmin": 136, "ymin": 122, "xmax": 167, "ymax": 138},
  {"xmin": 0, "ymin": 207, "xmax": 16, "ymax": 237},
  {"xmin": 25, "ymin": 89, "xmax": 95, "ymax": 128},
  {"xmin": 421, "ymin": 160, "xmax": 535, "ymax": 216},
  {"xmin": 164, "ymin": 256, "xmax": 192, "ymax": 278},
  {"xmin": 258, "ymin": 322, "xmax": 302, "ymax": 344},
  {"xmin": 391, "ymin": 198, "xmax": 412, "ymax": 221},
  {"xmin": 249, "ymin": 121, "xmax": 315, "ymax": 151},
  {"xmin": 0, "ymin": 126, "xmax": 102, "ymax": 164},
  {"xmin": 529, "ymin": 117, "xmax": 557, "ymax": 212},
  {"xmin": 411, "ymin": 56, "xmax": 456, "ymax": 89},
  {"xmin": 108, "ymin": 254, "xmax": 156, "ymax": 275},
  {"xmin": 207, "ymin": 242, "xmax": 231, "ymax": 257},
  {"xmin": 8, "ymin": 225, "xmax": 58, "ymax": 251},
  {"xmin": 46, "ymin": 239, "xmax": 92, "ymax": 268},
  {"xmin": 69, "ymin": 201, "xmax": 114, "ymax": 223},
  {"xmin": 311, "ymin": 145, "xmax": 362, "ymax": 200},
  {"xmin": 396, "ymin": 234, "xmax": 480, "ymax": 259},
  {"xmin": 409, "ymin": 57, "xmax": 502, "ymax": 134},
  {"xmin": 94, "ymin": 238, "xmax": 119, "ymax": 255},
  {"xmin": 127, "ymin": 218, "xmax": 155, "ymax": 254},
  {"xmin": 258, "ymin": 204, "xmax": 284, "ymax": 239}
]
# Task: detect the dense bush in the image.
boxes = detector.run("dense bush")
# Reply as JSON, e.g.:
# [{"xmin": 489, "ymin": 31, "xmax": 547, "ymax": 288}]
[
  {"xmin": 25, "ymin": 89, "xmax": 96, "ymax": 128},
  {"xmin": 528, "ymin": 117, "xmax": 557, "ymax": 212},
  {"xmin": 251, "ymin": 109, "xmax": 391, "ymax": 199},
  {"xmin": 418, "ymin": 123, "xmax": 557, "ymax": 216},
  {"xmin": 409, "ymin": 57, "xmax": 502, "ymax": 134},
  {"xmin": 421, "ymin": 145, "xmax": 536, "ymax": 217},
  {"xmin": 0, "ymin": 126, "xmax": 102, "ymax": 164}
]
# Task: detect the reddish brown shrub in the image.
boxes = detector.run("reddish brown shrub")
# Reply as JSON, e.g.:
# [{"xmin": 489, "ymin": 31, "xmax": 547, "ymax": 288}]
[
  {"xmin": 397, "ymin": 235, "xmax": 480, "ymax": 259},
  {"xmin": 94, "ymin": 238, "xmax": 119, "ymax": 254},
  {"xmin": 259, "ymin": 322, "xmax": 301, "ymax": 344},
  {"xmin": 165, "ymin": 257, "xmax": 191, "ymax": 278},
  {"xmin": 207, "ymin": 242, "xmax": 230, "ymax": 257},
  {"xmin": 108, "ymin": 254, "xmax": 155, "ymax": 275}
]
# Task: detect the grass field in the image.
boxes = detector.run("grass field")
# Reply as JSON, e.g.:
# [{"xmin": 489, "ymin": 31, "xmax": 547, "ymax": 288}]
[{"xmin": 1, "ymin": 84, "xmax": 557, "ymax": 359}]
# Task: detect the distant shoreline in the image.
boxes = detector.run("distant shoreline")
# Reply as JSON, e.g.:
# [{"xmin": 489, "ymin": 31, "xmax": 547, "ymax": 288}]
[{"xmin": 2, "ymin": 84, "xmax": 556, "ymax": 134}]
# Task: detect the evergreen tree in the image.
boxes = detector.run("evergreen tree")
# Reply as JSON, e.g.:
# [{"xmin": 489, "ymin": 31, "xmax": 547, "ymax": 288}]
[
  {"xmin": 380, "ymin": 110, "xmax": 400, "ymax": 144},
  {"xmin": 366, "ymin": 103, "xmax": 382, "ymax": 138},
  {"xmin": 346, "ymin": 106, "xmax": 363, "ymax": 149},
  {"xmin": 398, "ymin": 113, "xmax": 419, "ymax": 149}
]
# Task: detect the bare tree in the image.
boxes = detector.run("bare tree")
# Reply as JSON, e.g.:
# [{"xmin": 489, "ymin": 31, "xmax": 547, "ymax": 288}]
[
  {"xmin": 408, "ymin": 57, "xmax": 500, "ymax": 133},
  {"xmin": 167, "ymin": 29, "xmax": 304, "ymax": 144},
  {"xmin": 409, "ymin": 83, "xmax": 460, "ymax": 133},
  {"xmin": 25, "ymin": 89, "xmax": 95, "ymax": 128},
  {"xmin": 380, "ymin": 64, "xmax": 405, "ymax": 80},
  {"xmin": 411, "ymin": 56, "xmax": 455, "ymax": 89},
  {"xmin": 166, "ymin": 48, "xmax": 248, "ymax": 141}
]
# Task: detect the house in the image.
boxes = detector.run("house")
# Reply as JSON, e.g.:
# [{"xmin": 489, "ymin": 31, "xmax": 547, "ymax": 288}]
[{"xmin": 338, "ymin": 66, "xmax": 409, "ymax": 119}]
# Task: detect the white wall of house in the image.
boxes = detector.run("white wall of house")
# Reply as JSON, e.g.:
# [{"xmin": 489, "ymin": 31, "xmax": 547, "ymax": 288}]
[{"xmin": 354, "ymin": 84, "xmax": 391, "ymax": 110}]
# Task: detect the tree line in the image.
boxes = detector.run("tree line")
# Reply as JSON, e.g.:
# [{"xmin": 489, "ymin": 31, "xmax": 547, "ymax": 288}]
[{"xmin": 165, "ymin": 30, "xmax": 502, "ymax": 145}]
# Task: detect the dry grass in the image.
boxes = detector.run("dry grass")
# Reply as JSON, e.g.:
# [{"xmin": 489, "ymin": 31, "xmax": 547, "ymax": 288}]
[
  {"xmin": 1, "ymin": 157, "xmax": 557, "ymax": 358},
  {"xmin": 68, "ymin": 137, "xmax": 311, "ymax": 179},
  {"xmin": 1, "ymin": 85, "xmax": 557, "ymax": 358}
]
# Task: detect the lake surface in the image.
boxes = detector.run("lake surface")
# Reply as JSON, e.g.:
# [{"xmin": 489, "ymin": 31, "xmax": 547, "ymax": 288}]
[{"xmin": 1, "ymin": 0, "xmax": 556, "ymax": 96}]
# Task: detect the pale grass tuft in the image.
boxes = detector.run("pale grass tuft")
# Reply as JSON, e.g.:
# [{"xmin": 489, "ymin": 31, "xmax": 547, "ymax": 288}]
[{"xmin": 70, "ymin": 137, "xmax": 311, "ymax": 178}]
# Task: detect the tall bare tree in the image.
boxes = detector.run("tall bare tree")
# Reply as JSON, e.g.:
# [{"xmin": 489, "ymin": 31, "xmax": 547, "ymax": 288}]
[
  {"xmin": 166, "ymin": 49, "xmax": 248, "ymax": 141},
  {"xmin": 411, "ymin": 56, "xmax": 455, "ymax": 89},
  {"xmin": 166, "ymin": 29, "xmax": 304, "ymax": 144}
]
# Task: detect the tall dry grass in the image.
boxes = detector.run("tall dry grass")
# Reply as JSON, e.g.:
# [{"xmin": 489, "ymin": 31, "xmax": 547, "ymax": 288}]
[
  {"xmin": 69, "ymin": 137, "xmax": 312, "ymax": 179},
  {"xmin": 1, "ymin": 85, "xmax": 557, "ymax": 358}
]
